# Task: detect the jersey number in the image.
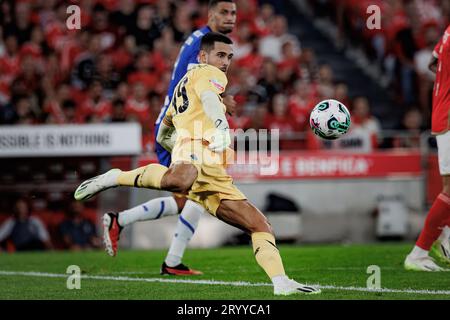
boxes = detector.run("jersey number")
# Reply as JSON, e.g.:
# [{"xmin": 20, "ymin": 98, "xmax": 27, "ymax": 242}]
[{"xmin": 173, "ymin": 77, "xmax": 189, "ymax": 114}]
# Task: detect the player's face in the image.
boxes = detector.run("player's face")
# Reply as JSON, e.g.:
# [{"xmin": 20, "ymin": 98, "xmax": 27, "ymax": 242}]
[
  {"xmin": 200, "ymin": 42, "xmax": 234, "ymax": 73},
  {"xmin": 209, "ymin": 2, "xmax": 237, "ymax": 34}
]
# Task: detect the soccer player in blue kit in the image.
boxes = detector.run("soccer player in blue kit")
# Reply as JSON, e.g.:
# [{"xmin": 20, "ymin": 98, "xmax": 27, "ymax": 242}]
[{"xmin": 101, "ymin": 0, "xmax": 237, "ymax": 275}]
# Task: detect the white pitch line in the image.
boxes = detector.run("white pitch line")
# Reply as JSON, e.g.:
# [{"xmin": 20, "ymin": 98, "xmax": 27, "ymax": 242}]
[{"xmin": 0, "ymin": 270, "xmax": 449, "ymax": 296}]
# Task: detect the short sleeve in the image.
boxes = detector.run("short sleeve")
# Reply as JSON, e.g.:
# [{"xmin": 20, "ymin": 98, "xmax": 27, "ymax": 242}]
[{"xmin": 193, "ymin": 66, "xmax": 228, "ymax": 97}]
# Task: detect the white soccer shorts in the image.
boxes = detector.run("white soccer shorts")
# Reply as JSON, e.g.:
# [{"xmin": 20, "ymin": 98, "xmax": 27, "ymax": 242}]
[{"xmin": 436, "ymin": 131, "xmax": 450, "ymax": 176}]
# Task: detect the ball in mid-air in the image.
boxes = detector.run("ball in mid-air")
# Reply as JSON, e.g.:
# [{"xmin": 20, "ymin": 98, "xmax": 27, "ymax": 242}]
[{"xmin": 309, "ymin": 99, "xmax": 351, "ymax": 140}]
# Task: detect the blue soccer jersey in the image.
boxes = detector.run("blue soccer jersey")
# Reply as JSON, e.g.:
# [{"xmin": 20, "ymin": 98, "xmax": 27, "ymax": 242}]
[{"xmin": 154, "ymin": 26, "xmax": 212, "ymax": 166}]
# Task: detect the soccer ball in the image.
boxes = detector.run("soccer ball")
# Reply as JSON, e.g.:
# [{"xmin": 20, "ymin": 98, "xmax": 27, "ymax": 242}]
[{"xmin": 309, "ymin": 99, "xmax": 351, "ymax": 140}]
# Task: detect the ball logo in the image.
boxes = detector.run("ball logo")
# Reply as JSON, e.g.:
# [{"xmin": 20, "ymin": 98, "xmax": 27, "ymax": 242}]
[{"xmin": 317, "ymin": 102, "xmax": 330, "ymax": 111}]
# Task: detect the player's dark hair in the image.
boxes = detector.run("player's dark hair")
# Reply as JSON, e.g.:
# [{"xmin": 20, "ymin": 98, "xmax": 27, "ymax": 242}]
[
  {"xmin": 200, "ymin": 32, "xmax": 233, "ymax": 52},
  {"xmin": 208, "ymin": 0, "xmax": 234, "ymax": 9}
]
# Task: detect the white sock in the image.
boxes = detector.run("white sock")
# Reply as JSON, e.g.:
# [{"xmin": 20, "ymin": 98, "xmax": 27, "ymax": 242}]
[
  {"xmin": 117, "ymin": 197, "xmax": 178, "ymax": 227},
  {"xmin": 165, "ymin": 200, "xmax": 205, "ymax": 267},
  {"xmin": 409, "ymin": 245, "xmax": 429, "ymax": 259},
  {"xmin": 438, "ymin": 226, "xmax": 450, "ymax": 243},
  {"xmin": 271, "ymin": 275, "xmax": 289, "ymax": 287}
]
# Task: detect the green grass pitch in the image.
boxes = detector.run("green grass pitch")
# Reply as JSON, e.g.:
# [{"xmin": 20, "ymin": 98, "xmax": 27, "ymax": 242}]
[{"xmin": 0, "ymin": 243, "xmax": 449, "ymax": 300}]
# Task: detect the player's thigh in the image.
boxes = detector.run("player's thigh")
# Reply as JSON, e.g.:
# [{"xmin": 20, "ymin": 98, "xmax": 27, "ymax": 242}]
[
  {"xmin": 161, "ymin": 162, "xmax": 198, "ymax": 192},
  {"xmin": 216, "ymin": 199, "xmax": 272, "ymax": 234}
]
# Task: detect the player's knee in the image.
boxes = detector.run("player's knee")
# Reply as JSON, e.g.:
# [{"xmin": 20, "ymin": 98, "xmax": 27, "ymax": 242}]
[
  {"xmin": 162, "ymin": 164, "xmax": 197, "ymax": 193},
  {"xmin": 249, "ymin": 215, "xmax": 273, "ymax": 234},
  {"xmin": 443, "ymin": 185, "xmax": 450, "ymax": 196},
  {"xmin": 177, "ymin": 166, "xmax": 197, "ymax": 192},
  {"xmin": 164, "ymin": 177, "xmax": 189, "ymax": 193},
  {"xmin": 167, "ymin": 171, "xmax": 197, "ymax": 193}
]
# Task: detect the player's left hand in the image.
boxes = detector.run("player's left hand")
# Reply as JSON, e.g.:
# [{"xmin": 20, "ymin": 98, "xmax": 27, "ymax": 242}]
[{"xmin": 223, "ymin": 95, "xmax": 236, "ymax": 116}]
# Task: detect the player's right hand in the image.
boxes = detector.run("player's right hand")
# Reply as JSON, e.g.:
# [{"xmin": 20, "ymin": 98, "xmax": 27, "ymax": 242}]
[{"xmin": 208, "ymin": 129, "xmax": 231, "ymax": 153}]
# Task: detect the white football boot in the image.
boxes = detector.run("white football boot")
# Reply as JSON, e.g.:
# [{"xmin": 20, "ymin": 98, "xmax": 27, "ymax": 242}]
[
  {"xmin": 74, "ymin": 169, "xmax": 121, "ymax": 201},
  {"xmin": 274, "ymin": 278, "xmax": 321, "ymax": 296},
  {"xmin": 404, "ymin": 254, "xmax": 445, "ymax": 272}
]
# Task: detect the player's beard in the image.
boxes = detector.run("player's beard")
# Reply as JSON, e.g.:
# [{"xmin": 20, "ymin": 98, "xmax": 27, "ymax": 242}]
[{"xmin": 218, "ymin": 27, "xmax": 233, "ymax": 34}]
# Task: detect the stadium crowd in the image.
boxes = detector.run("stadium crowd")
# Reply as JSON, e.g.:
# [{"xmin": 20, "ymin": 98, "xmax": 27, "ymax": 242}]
[{"xmin": 0, "ymin": 0, "xmax": 391, "ymax": 152}]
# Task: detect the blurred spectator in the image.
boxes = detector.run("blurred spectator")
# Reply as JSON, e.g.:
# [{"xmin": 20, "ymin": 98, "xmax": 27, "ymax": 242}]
[
  {"xmin": 115, "ymin": 81, "xmax": 130, "ymax": 101},
  {"xmin": 59, "ymin": 201, "xmax": 100, "ymax": 251},
  {"xmin": 0, "ymin": 94, "xmax": 37, "ymax": 125},
  {"xmin": 235, "ymin": 35, "xmax": 264, "ymax": 76},
  {"xmin": 298, "ymin": 47, "xmax": 318, "ymax": 82},
  {"xmin": 60, "ymin": 99, "xmax": 78, "ymax": 124},
  {"xmin": 95, "ymin": 53, "xmax": 121, "ymax": 97},
  {"xmin": 334, "ymin": 81, "xmax": 351, "ymax": 109},
  {"xmin": 228, "ymin": 95, "xmax": 252, "ymax": 130},
  {"xmin": 391, "ymin": 108, "xmax": 424, "ymax": 148},
  {"xmin": 127, "ymin": 50, "xmax": 158, "ymax": 91},
  {"xmin": 257, "ymin": 58, "xmax": 282, "ymax": 100},
  {"xmin": 130, "ymin": 5, "xmax": 162, "ymax": 49},
  {"xmin": 78, "ymin": 79, "xmax": 112, "ymax": 123},
  {"xmin": 43, "ymin": 83, "xmax": 73, "ymax": 124},
  {"xmin": 264, "ymin": 93, "xmax": 300, "ymax": 149},
  {"xmin": 0, "ymin": 34, "xmax": 20, "ymax": 90},
  {"xmin": 254, "ymin": 3, "xmax": 275, "ymax": 35},
  {"xmin": 259, "ymin": 15, "xmax": 300, "ymax": 63},
  {"xmin": 277, "ymin": 42, "xmax": 301, "ymax": 91},
  {"xmin": 277, "ymin": 40, "xmax": 301, "ymax": 81},
  {"xmin": 414, "ymin": 26, "xmax": 440, "ymax": 121},
  {"xmin": 233, "ymin": 20, "xmax": 254, "ymax": 60},
  {"xmin": 4, "ymin": 2, "xmax": 33, "ymax": 45},
  {"xmin": 393, "ymin": 21, "xmax": 417, "ymax": 106},
  {"xmin": 110, "ymin": 98, "xmax": 127, "ymax": 122},
  {"xmin": 12, "ymin": 52, "xmax": 45, "ymax": 100},
  {"xmin": 71, "ymin": 33, "xmax": 102, "ymax": 90},
  {"xmin": 110, "ymin": 0, "xmax": 137, "ymax": 36},
  {"xmin": 316, "ymin": 64, "xmax": 335, "ymax": 100},
  {"xmin": 125, "ymin": 82, "xmax": 151, "ymax": 125},
  {"xmin": 171, "ymin": 3, "xmax": 194, "ymax": 42},
  {"xmin": 90, "ymin": 4, "xmax": 117, "ymax": 52},
  {"xmin": 0, "ymin": 199, "xmax": 52, "ymax": 252},
  {"xmin": 288, "ymin": 80, "xmax": 318, "ymax": 131},
  {"xmin": 251, "ymin": 103, "xmax": 269, "ymax": 131},
  {"xmin": 350, "ymin": 96, "xmax": 381, "ymax": 148},
  {"xmin": 0, "ymin": 1, "xmax": 13, "ymax": 27}
]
